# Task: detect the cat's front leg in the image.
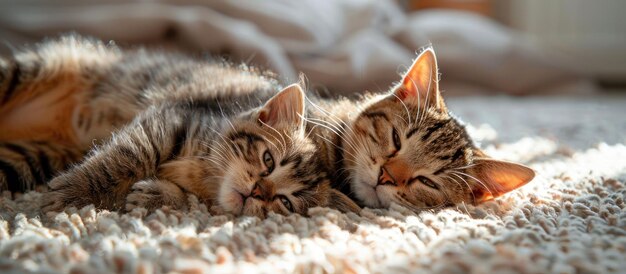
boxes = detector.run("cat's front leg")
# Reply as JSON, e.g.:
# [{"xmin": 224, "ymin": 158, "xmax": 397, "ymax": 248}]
[
  {"xmin": 42, "ymin": 170, "xmax": 104, "ymax": 212},
  {"xmin": 125, "ymin": 179, "xmax": 186, "ymax": 211},
  {"xmin": 41, "ymin": 149, "xmax": 149, "ymax": 212},
  {"xmin": 41, "ymin": 107, "xmax": 188, "ymax": 212}
]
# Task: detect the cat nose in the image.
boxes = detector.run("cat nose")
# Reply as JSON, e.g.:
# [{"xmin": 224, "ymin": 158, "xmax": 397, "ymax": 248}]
[
  {"xmin": 378, "ymin": 159, "xmax": 410, "ymax": 187},
  {"xmin": 250, "ymin": 180, "xmax": 274, "ymax": 201},
  {"xmin": 251, "ymin": 183, "xmax": 264, "ymax": 200},
  {"xmin": 378, "ymin": 167, "xmax": 397, "ymax": 186}
]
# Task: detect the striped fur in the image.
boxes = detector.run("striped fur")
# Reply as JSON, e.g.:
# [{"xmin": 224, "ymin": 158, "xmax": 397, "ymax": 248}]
[
  {"xmin": 0, "ymin": 141, "xmax": 81, "ymax": 192},
  {"xmin": 0, "ymin": 35, "xmax": 358, "ymax": 217},
  {"xmin": 306, "ymin": 48, "xmax": 535, "ymax": 210}
]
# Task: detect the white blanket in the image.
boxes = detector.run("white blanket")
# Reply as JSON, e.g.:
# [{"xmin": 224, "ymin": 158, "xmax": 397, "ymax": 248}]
[{"xmin": 0, "ymin": 0, "xmax": 594, "ymax": 95}]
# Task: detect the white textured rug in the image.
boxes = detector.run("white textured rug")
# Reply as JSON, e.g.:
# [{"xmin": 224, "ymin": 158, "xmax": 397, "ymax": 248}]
[{"xmin": 1, "ymin": 95, "xmax": 625, "ymax": 274}]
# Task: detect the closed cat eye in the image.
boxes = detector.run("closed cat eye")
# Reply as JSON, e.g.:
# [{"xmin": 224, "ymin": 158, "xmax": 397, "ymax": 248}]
[
  {"xmin": 277, "ymin": 195, "xmax": 293, "ymax": 212},
  {"xmin": 413, "ymin": 176, "xmax": 438, "ymax": 189},
  {"xmin": 392, "ymin": 127, "xmax": 401, "ymax": 151},
  {"xmin": 263, "ymin": 150, "xmax": 275, "ymax": 174}
]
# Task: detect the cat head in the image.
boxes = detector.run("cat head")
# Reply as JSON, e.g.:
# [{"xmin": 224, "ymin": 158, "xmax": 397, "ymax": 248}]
[
  {"xmin": 216, "ymin": 84, "xmax": 360, "ymax": 217},
  {"xmin": 341, "ymin": 48, "xmax": 535, "ymax": 209}
]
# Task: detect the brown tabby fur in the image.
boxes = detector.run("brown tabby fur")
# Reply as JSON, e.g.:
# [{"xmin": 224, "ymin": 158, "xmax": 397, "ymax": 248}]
[
  {"xmin": 0, "ymin": 35, "xmax": 359, "ymax": 217},
  {"xmin": 306, "ymin": 48, "xmax": 535, "ymax": 210}
]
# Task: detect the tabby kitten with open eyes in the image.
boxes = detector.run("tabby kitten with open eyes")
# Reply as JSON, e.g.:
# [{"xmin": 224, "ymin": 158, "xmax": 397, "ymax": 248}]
[
  {"xmin": 0, "ymin": 35, "xmax": 358, "ymax": 217},
  {"xmin": 307, "ymin": 48, "xmax": 535, "ymax": 210}
]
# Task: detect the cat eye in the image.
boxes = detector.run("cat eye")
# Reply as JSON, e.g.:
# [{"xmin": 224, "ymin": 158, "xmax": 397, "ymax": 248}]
[
  {"xmin": 263, "ymin": 150, "xmax": 274, "ymax": 174},
  {"xmin": 392, "ymin": 128, "xmax": 401, "ymax": 151},
  {"xmin": 416, "ymin": 176, "xmax": 439, "ymax": 189},
  {"xmin": 277, "ymin": 195, "xmax": 293, "ymax": 212}
]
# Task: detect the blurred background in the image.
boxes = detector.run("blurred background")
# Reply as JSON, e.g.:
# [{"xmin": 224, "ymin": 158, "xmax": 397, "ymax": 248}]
[{"xmin": 1, "ymin": 0, "xmax": 625, "ymax": 97}]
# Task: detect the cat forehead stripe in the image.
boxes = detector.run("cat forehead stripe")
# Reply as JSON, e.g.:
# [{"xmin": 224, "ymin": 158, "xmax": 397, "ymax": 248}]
[
  {"xmin": 420, "ymin": 118, "xmax": 451, "ymax": 141},
  {"xmin": 363, "ymin": 111, "xmax": 390, "ymax": 121},
  {"xmin": 405, "ymin": 127, "xmax": 420, "ymax": 139},
  {"xmin": 293, "ymin": 183, "xmax": 319, "ymax": 197},
  {"xmin": 228, "ymin": 131, "xmax": 264, "ymax": 142}
]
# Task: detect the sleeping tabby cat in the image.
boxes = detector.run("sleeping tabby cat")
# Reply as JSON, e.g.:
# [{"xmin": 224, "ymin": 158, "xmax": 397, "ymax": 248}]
[
  {"xmin": 0, "ymin": 36, "xmax": 358, "ymax": 217},
  {"xmin": 307, "ymin": 48, "xmax": 535, "ymax": 210}
]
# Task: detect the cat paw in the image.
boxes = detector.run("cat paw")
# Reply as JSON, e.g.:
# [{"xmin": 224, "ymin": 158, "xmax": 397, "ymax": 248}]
[
  {"xmin": 41, "ymin": 191, "xmax": 68, "ymax": 213},
  {"xmin": 41, "ymin": 175, "xmax": 87, "ymax": 213},
  {"xmin": 41, "ymin": 187, "xmax": 75, "ymax": 213},
  {"xmin": 125, "ymin": 181, "xmax": 161, "ymax": 211}
]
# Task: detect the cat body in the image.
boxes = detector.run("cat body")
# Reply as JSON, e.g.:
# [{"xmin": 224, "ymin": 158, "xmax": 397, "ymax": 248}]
[
  {"xmin": 0, "ymin": 35, "xmax": 531, "ymax": 216},
  {"xmin": 0, "ymin": 36, "xmax": 358, "ymax": 217},
  {"xmin": 307, "ymin": 48, "xmax": 535, "ymax": 210}
]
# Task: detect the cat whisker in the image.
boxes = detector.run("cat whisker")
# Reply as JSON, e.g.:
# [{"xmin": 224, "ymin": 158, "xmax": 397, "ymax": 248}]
[
  {"xmin": 208, "ymin": 148, "xmax": 235, "ymax": 164},
  {"xmin": 353, "ymin": 135, "xmax": 375, "ymax": 160},
  {"xmin": 392, "ymin": 93, "xmax": 412, "ymax": 127},
  {"xmin": 445, "ymin": 173, "xmax": 477, "ymax": 205},
  {"xmin": 346, "ymin": 136, "xmax": 375, "ymax": 165},
  {"xmin": 305, "ymin": 96, "xmax": 367, "ymax": 157},
  {"xmin": 304, "ymin": 116, "xmax": 342, "ymax": 134},
  {"xmin": 207, "ymin": 144, "xmax": 236, "ymax": 160},
  {"xmin": 450, "ymin": 171, "xmax": 493, "ymax": 202},
  {"xmin": 448, "ymin": 172, "xmax": 476, "ymax": 203},
  {"xmin": 201, "ymin": 139, "xmax": 235, "ymax": 161},
  {"xmin": 266, "ymin": 137, "xmax": 284, "ymax": 156},
  {"xmin": 200, "ymin": 139, "xmax": 227, "ymax": 154},
  {"xmin": 216, "ymin": 100, "xmax": 237, "ymax": 132},
  {"xmin": 393, "ymin": 113, "xmax": 409, "ymax": 127},
  {"xmin": 442, "ymin": 174, "xmax": 463, "ymax": 191},
  {"xmin": 304, "ymin": 124, "xmax": 320, "ymax": 140},
  {"xmin": 408, "ymin": 77, "xmax": 423, "ymax": 126},
  {"xmin": 198, "ymin": 156, "xmax": 228, "ymax": 169},
  {"xmin": 408, "ymin": 77, "xmax": 431, "ymax": 132},
  {"xmin": 307, "ymin": 117, "xmax": 345, "ymax": 135},
  {"xmin": 305, "ymin": 96, "xmax": 357, "ymax": 137},
  {"xmin": 258, "ymin": 120, "xmax": 288, "ymax": 154},
  {"xmin": 201, "ymin": 140, "xmax": 238, "ymax": 168},
  {"xmin": 444, "ymin": 173, "xmax": 462, "ymax": 187},
  {"xmin": 450, "ymin": 163, "xmax": 478, "ymax": 170},
  {"xmin": 344, "ymin": 136, "xmax": 366, "ymax": 159},
  {"xmin": 305, "ymin": 119, "xmax": 360, "ymax": 153},
  {"xmin": 457, "ymin": 201, "xmax": 472, "ymax": 216},
  {"xmin": 258, "ymin": 129, "xmax": 285, "ymax": 157},
  {"xmin": 418, "ymin": 61, "xmax": 434, "ymax": 129},
  {"xmin": 305, "ymin": 117, "xmax": 356, "ymax": 149},
  {"xmin": 208, "ymin": 128, "xmax": 245, "ymax": 157},
  {"xmin": 314, "ymin": 134, "xmax": 360, "ymax": 160}
]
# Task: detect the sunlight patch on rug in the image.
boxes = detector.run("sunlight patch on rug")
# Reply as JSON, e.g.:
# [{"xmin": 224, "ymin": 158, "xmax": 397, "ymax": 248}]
[{"xmin": 1, "ymin": 97, "xmax": 625, "ymax": 273}]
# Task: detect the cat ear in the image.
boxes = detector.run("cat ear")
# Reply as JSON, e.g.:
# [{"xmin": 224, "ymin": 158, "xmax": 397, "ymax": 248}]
[
  {"xmin": 258, "ymin": 84, "xmax": 305, "ymax": 130},
  {"xmin": 467, "ymin": 159, "xmax": 535, "ymax": 204},
  {"xmin": 394, "ymin": 48, "xmax": 446, "ymax": 111},
  {"xmin": 327, "ymin": 189, "xmax": 361, "ymax": 213}
]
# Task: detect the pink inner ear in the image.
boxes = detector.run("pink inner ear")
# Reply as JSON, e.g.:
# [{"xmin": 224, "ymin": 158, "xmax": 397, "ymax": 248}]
[
  {"xmin": 258, "ymin": 84, "xmax": 305, "ymax": 129},
  {"xmin": 470, "ymin": 159, "xmax": 536, "ymax": 203},
  {"xmin": 395, "ymin": 87, "xmax": 413, "ymax": 101},
  {"xmin": 472, "ymin": 187, "xmax": 492, "ymax": 204},
  {"xmin": 258, "ymin": 109, "xmax": 270, "ymax": 124},
  {"xmin": 395, "ymin": 49, "xmax": 445, "ymax": 110}
]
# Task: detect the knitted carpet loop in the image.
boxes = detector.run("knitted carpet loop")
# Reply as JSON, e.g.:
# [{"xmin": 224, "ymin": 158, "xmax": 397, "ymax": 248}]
[{"xmin": 1, "ymin": 96, "xmax": 625, "ymax": 273}]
